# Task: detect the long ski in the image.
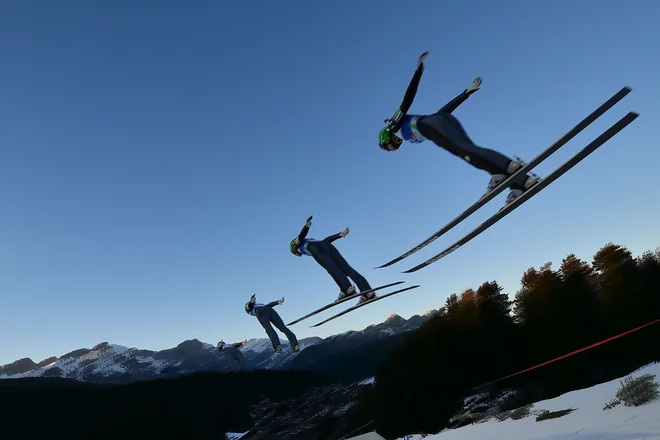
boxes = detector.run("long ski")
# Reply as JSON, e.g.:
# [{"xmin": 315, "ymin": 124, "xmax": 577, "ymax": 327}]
[
  {"xmin": 402, "ymin": 111, "xmax": 639, "ymax": 273},
  {"xmin": 286, "ymin": 281, "xmax": 405, "ymax": 326},
  {"xmin": 376, "ymin": 86, "xmax": 632, "ymax": 269},
  {"xmin": 310, "ymin": 285, "xmax": 421, "ymax": 328}
]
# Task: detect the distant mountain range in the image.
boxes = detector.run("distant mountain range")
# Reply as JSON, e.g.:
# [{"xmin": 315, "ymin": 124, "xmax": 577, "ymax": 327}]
[{"xmin": 0, "ymin": 310, "xmax": 439, "ymax": 384}]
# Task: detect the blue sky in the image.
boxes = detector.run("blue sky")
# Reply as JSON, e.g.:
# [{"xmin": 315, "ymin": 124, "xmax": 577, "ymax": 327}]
[{"xmin": 1, "ymin": 0, "xmax": 658, "ymax": 365}]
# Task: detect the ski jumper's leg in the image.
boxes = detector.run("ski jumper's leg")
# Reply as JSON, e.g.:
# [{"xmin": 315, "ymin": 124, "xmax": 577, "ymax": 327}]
[
  {"xmin": 224, "ymin": 348, "xmax": 238, "ymax": 371},
  {"xmin": 267, "ymin": 308, "xmax": 299, "ymax": 348},
  {"xmin": 326, "ymin": 242, "xmax": 372, "ymax": 293},
  {"xmin": 235, "ymin": 350, "xmax": 249, "ymax": 370},
  {"xmin": 418, "ymin": 91, "xmax": 529, "ymax": 189},
  {"xmin": 307, "ymin": 241, "xmax": 353, "ymax": 293},
  {"xmin": 255, "ymin": 308, "xmax": 281, "ymax": 349},
  {"xmin": 229, "ymin": 348, "xmax": 243, "ymax": 371}
]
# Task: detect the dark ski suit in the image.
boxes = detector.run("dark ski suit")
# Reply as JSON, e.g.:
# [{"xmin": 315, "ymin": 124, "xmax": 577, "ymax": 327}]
[
  {"xmin": 387, "ymin": 62, "xmax": 531, "ymax": 190},
  {"xmin": 218, "ymin": 342, "xmax": 249, "ymax": 371},
  {"xmin": 248, "ymin": 299, "xmax": 299, "ymax": 351},
  {"xmin": 292, "ymin": 223, "xmax": 372, "ymax": 295}
]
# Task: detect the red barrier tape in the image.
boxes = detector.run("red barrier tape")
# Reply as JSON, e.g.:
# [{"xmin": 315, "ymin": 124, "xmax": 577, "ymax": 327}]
[{"xmin": 473, "ymin": 318, "xmax": 660, "ymax": 390}]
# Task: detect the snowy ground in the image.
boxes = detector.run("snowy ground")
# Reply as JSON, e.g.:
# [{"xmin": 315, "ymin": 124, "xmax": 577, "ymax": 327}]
[{"xmin": 398, "ymin": 362, "xmax": 660, "ymax": 440}]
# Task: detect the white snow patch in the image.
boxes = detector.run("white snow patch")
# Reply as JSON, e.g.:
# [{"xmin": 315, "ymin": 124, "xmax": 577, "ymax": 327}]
[
  {"xmin": 359, "ymin": 377, "xmax": 375, "ymax": 386},
  {"xmin": 110, "ymin": 344, "xmax": 130, "ymax": 355},
  {"xmin": 462, "ymin": 392, "xmax": 489, "ymax": 405},
  {"xmin": 244, "ymin": 338, "xmax": 273, "ymax": 353},
  {"xmin": 397, "ymin": 362, "xmax": 660, "ymax": 440},
  {"xmin": 333, "ymin": 401, "xmax": 358, "ymax": 416}
]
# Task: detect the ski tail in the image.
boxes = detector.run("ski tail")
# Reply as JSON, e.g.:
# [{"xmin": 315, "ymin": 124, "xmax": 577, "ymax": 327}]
[{"xmin": 375, "ymin": 86, "xmax": 632, "ymax": 269}]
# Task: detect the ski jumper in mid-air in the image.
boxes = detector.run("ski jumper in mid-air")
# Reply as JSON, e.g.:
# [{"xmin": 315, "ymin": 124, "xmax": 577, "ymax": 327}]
[
  {"xmin": 377, "ymin": 52, "xmax": 541, "ymax": 207},
  {"xmin": 245, "ymin": 294, "xmax": 300, "ymax": 353},
  {"xmin": 216, "ymin": 339, "xmax": 250, "ymax": 371},
  {"xmin": 289, "ymin": 216, "xmax": 374, "ymax": 303}
]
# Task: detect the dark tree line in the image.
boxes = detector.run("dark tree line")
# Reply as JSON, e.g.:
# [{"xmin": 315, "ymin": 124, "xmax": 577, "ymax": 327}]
[
  {"xmin": 0, "ymin": 370, "xmax": 334, "ymax": 439},
  {"xmin": 367, "ymin": 242, "xmax": 660, "ymax": 438}
]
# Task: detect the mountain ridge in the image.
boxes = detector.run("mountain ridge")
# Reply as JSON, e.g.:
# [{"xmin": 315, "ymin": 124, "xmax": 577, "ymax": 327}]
[{"xmin": 0, "ymin": 310, "xmax": 439, "ymax": 384}]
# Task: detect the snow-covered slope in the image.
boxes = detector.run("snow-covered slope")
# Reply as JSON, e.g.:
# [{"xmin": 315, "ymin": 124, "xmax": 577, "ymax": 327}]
[
  {"xmin": 0, "ymin": 310, "xmax": 438, "ymax": 384},
  {"xmin": 398, "ymin": 362, "xmax": 660, "ymax": 440}
]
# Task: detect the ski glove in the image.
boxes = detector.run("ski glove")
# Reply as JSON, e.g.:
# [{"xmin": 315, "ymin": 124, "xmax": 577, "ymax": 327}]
[
  {"xmin": 339, "ymin": 227, "xmax": 349, "ymax": 238},
  {"xmin": 466, "ymin": 77, "xmax": 482, "ymax": 95}
]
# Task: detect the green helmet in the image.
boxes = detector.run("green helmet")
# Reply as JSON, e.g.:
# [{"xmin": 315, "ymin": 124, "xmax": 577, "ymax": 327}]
[
  {"xmin": 378, "ymin": 125, "xmax": 402, "ymax": 151},
  {"xmin": 378, "ymin": 126, "xmax": 392, "ymax": 148}
]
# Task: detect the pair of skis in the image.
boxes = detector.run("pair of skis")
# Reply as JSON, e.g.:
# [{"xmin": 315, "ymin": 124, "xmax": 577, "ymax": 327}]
[
  {"xmin": 377, "ymin": 86, "xmax": 638, "ymax": 273},
  {"xmin": 287, "ymin": 281, "xmax": 420, "ymax": 327}
]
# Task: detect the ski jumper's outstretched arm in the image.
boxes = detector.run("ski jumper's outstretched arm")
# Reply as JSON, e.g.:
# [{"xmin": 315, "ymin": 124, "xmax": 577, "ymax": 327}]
[
  {"xmin": 437, "ymin": 76, "xmax": 482, "ymax": 114},
  {"xmin": 324, "ymin": 227, "xmax": 349, "ymax": 243},
  {"xmin": 266, "ymin": 297, "xmax": 285, "ymax": 308},
  {"xmin": 230, "ymin": 342, "xmax": 244, "ymax": 348},
  {"xmin": 389, "ymin": 55, "xmax": 426, "ymax": 133},
  {"xmin": 292, "ymin": 216, "xmax": 313, "ymax": 248},
  {"xmin": 324, "ymin": 232, "xmax": 343, "ymax": 243},
  {"xmin": 296, "ymin": 221, "xmax": 311, "ymax": 242}
]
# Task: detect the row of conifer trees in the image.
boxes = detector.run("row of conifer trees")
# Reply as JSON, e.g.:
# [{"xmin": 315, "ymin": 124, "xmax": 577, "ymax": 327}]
[{"xmin": 366, "ymin": 242, "xmax": 660, "ymax": 438}]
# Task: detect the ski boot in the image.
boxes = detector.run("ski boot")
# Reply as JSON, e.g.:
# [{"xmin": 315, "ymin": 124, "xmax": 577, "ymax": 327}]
[
  {"xmin": 292, "ymin": 344, "xmax": 300, "ymax": 353},
  {"xmin": 335, "ymin": 285, "xmax": 356, "ymax": 302},
  {"xmin": 507, "ymin": 156, "xmax": 527, "ymax": 174},
  {"xmin": 358, "ymin": 290, "xmax": 376, "ymax": 304},
  {"xmin": 482, "ymin": 173, "xmax": 507, "ymax": 198},
  {"xmin": 273, "ymin": 344, "xmax": 283, "ymax": 353},
  {"xmin": 480, "ymin": 157, "xmax": 521, "ymax": 197},
  {"xmin": 501, "ymin": 174, "xmax": 542, "ymax": 210},
  {"xmin": 482, "ymin": 156, "xmax": 527, "ymax": 192}
]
